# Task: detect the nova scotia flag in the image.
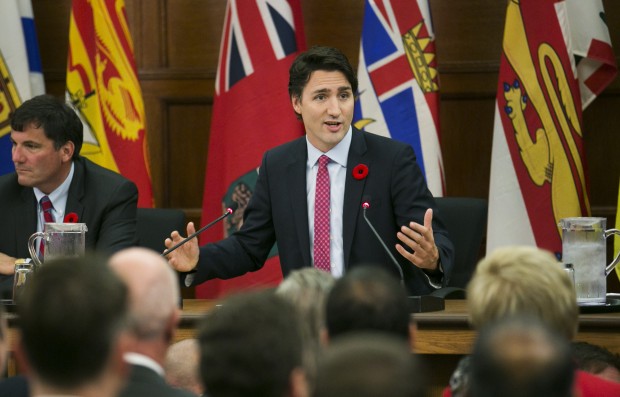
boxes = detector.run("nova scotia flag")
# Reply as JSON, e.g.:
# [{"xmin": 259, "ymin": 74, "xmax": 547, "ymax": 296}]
[{"xmin": 354, "ymin": 0, "xmax": 445, "ymax": 196}]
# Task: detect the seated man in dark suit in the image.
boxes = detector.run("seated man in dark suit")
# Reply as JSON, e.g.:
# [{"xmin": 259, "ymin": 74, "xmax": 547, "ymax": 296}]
[
  {"xmin": 0, "ymin": 94, "xmax": 139, "ymax": 296},
  {"xmin": 15, "ymin": 255, "xmax": 129, "ymax": 397},
  {"xmin": 165, "ymin": 46, "xmax": 453, "ymax": 296},
  {"xmin": 109, "ymin": 247, "xmax": 195, "ymax": 397}
]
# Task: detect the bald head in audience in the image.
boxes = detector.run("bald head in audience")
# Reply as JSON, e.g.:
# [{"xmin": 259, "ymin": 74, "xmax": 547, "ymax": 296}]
[
  {"xmin": 165, "ymin": 339, "xmax": 203, "ymax": 396},
  {"xmin": 109, "ymin": 247, "xmax": 193, "ymax": 397}
]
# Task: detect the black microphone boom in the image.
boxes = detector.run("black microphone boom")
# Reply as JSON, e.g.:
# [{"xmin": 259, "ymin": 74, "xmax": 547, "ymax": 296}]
[
  {"xmin": 162, "ymin": 202, "xmax": 238, "ymax": 257},
  {"xmin": 362, "ymin": 202, "xmax": 404, "ymax": 284},
  {"xmin": 361, "ymin": 201, "xmax": 444, "ymax": 313}
]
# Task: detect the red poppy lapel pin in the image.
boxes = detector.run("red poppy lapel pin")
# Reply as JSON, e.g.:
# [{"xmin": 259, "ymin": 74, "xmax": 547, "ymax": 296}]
[
  {"xmin": 352, "ymin": 164, "xmax": 369, "ymax": 180},
  {"xmin": 64, "ymin": 212, "xmax": 79, "ymax": 223}
]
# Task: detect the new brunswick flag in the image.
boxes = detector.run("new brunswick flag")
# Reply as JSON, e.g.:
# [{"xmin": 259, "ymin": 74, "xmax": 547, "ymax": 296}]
[
  {"xmin": 487, "ymin": 0, "xmax": 617, "ymax": 256},
  {"xmin": 66, "ymin": 0, "xmax": 152, "ymax": 207},
  {"xmin": 197, "ymin": 0, "xmax": 306, "ymax": 298}
]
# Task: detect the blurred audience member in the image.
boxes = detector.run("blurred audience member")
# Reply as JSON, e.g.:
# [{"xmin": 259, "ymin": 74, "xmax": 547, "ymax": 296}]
[
  {"xmin": 313, "ymin": 332, "xmax": 425, "ymax": 397},
  {"xmin": 164, "ymin": 338, "xmax": 203, "ymax": 395},
  {"xmin": 572, "ymin": 341, "xmax": 620, "ymax": 383},
  {"xmin": 445, "ymin": 246, "xmax": 620, "ymax": 397},
  {"xmin": 276, "ymin": 267, "xmax": 335, "ymax": 390},
  {"xmin": 15, "ymin": 256, "xmax": 129, "ymax": 397},
  {"xmin": 198, "ymin": 290, "xmax": 308, "ymax": 397},
  {"xmin": 469, "ymin": 316, "xmax": 574, "ymax": 397},
  {"xmin": 325, "ymin": 265, "xmax": 414, "ymax": 346},
  {"xmin": 110, "ymin": 247, "xmax": 194, "ymax": 397}
]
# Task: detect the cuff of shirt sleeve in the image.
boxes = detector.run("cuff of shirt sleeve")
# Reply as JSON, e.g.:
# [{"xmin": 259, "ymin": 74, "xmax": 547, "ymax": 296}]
[{"xmin": 422, "ymin": 259, "xmax": 444, "ymax": 290}]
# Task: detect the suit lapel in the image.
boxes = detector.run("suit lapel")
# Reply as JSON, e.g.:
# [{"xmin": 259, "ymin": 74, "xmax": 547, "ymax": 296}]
[
  {"xmin": 343, "ymin": 129, "xmax": 368, "ymax": 268},
  {"xmin": 286, "ymin": 139, "xmax": 312, "ymax": 268},
  {"xmin": 65, "ymin": 158, "xmax": 85, "ymax": 222},
  {"xmin": 18, "ymin": 187, "xmax": 37, "ymax": 255}
]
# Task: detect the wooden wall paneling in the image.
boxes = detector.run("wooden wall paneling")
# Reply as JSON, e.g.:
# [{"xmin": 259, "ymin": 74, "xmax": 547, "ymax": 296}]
[
  {"xmin": 441, "ymin": 98, "xmax": 496, "ymax": 198},
  {"xmin": 430, "ymin": 0, "xmax": 505, "ymax": 67},
  {"xmin": 301, "ymin": 0, "xmax": 364, "ymax": 65},
  {"xmin": 164, "ymin": 0, "xmax": 225, "ymax": 70}
]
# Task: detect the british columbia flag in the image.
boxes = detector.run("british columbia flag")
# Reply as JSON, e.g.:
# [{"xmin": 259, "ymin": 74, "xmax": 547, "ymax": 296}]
[
  {"xmin": 197, "ymin": 0, "xmax": 306, "ymax": 298},
  {"xmin": 354, "ymin": 0, "xmax": 445, "ymax": 196}
]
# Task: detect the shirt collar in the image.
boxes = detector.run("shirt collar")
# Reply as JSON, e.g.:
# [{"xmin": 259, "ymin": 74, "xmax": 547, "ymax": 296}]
[
  {"xmin": 306, "ymin": 126, "xmax": 352, "ymax": 167},
  {"xmin": 124, "ymin": 352, "xmax": 165, "ymax": 377}
]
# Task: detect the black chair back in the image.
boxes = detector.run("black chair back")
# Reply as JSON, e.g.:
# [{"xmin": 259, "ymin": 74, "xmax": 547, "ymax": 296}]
[
  {"xmin": 136, "ymin": 208, "xmax": 186, "ymax": 253},
  {"xmin": 435, "ymin": 197, "xmax": 488, "ymax": 289}
]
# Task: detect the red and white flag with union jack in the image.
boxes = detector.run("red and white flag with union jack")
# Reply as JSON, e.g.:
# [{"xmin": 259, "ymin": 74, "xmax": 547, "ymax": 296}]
[
  {"xmin": 487, "ymin": 0, "xmax": 616, "ymax": 256},
  {"xmin": 197, "ymin": 0, "xmax": 306, "ymax": 298}
]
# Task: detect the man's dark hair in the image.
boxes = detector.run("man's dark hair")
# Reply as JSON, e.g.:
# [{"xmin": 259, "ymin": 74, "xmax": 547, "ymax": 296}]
[
  {"xmin": 469, "ymin": 316, "xmax": 574, "ymax": 397},
  {"xmin": 325, "ymin": 265, "xmax": 410, "ymax": 340},
  {"xmin": 288, "ymin": 46, "xmax": 358, "ymax": 102},
  {"xmin": 314, "ymin": 332, "xmax": 425, "ymax": 397},
  {"xmin": 198, "ymin": 290, "xmax": 303, "ymax": 397},
  {"xmin": 571, "ymin": 341, "xmax": 620, "ymax": 375},
  {"xmin": 17, "ymin": 255, "xmax": 128, "ymax": 388},
  {"xmin": 10, "ymin": 94, "xmax": 83, "ymax": 158}
]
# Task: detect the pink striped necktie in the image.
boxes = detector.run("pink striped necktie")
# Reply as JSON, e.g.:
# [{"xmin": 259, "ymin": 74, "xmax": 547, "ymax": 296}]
[
  {"xmin": 314, "ymin": 155, "xmax": 331, "ymax": 272},
  {"xmin": 39, "ymin": 195, "xmax": 54, "ymax": 256}
]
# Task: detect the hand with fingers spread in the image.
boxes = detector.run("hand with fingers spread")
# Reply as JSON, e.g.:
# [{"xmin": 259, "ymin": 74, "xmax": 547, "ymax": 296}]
[
  {"xmin": 164, "ymin": 222, "xmax": 200, "ymax": 272},
  {"xmin": 395, "ymin": 208, "xmax": 440, "ymax": 272}
]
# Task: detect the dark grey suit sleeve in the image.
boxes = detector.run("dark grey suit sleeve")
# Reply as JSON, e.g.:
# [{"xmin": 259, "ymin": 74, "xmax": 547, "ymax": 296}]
[{"xmin": 94, "ymin": 179, "xmax": 139, "ymax": 254}]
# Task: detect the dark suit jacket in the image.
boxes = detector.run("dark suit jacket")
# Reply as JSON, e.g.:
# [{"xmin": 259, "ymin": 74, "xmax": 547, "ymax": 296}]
[
  {"xmin": 0, "ymin": 156, "xmax": 138, "ymax": 295},
  {"xmin": 118, "ymin": 364, "xmax": 196, "ymax": 397},
  {"xmin": 192, "ymin": 128, "xmax": 454, "ymax": 295}
]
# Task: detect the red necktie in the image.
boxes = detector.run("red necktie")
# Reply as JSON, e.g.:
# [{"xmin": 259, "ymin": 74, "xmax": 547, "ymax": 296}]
[
  {"xmin": 39, "ymin": 195, "xmax": 54, "ymax": 256},
  {"xmin": 314, "ymin": 155, "xmax": 331, "ymax": 272}
]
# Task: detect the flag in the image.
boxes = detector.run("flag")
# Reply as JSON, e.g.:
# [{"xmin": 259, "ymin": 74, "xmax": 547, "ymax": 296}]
[
  {"xmin": 196, "ymin": 0, "xmax": 306, "ymax": 298},
  {"xmin": 487, "ymin": 0, "xmax": 617, "ymax": 256},
  {"xmin": 0, "ymin": 0, "xmax": 45, "ymax": 176},
  {"xmin": 66, "ymin": 0, "xmax": 153, "ymax": 207},
  {"xmin": 354, "ymin": 0, "xmax": 444, "ymax": 196},
  {"xmin": 616, "ymin": 179, "xmax": 620, "ymax": 282}
]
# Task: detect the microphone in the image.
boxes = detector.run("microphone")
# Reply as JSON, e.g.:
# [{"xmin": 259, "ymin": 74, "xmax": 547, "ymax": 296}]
[
  {"xmin": 361, "ymin": 200, "xmax": 444, "ymax": 313},
  {"xmin": 362, "ymin": 201, "xmax": 404, "ymax": 285},
  {"xmin": 162, "ymin": 202, "xmax": 238, "ymax": 257}
]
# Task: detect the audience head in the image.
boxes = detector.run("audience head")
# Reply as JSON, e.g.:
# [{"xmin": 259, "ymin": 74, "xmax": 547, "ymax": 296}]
[
  {"xmin": 277, "ymin": 268, "xmax": 335, "ymax": 342},
  {"xmin": 467, "ymin": 246, "xmax": 578, "ymax": 339},
  {"xmin": 17, "ymin": 255, "xmax": 128, "ymax": 393},
  {"xmin": 469, "ymin": 316, "xmax": 574, "ymax": 397},
  {"xmin": 288, "ymin": 46, "xmax": 358, "ymax": 119},
  {"xmin": 325, "ymin": 265, "xmax": 411, "ymax": 342},
  {"xmin": 109, "ymin": 247, "xmax": 180, "ymax": 347},
  {"xmin": 277, "ymin": 268, "xmax": 335, "ymax": 392},
  {"xmin": 164, "ymin": 338, "xmax": 203, "ymax": 396},
  {"xmin": 313, "ymin": 332, "xmax": 425, "ymax": 397},
  {"xmin": 198, "ymin": 290, "xmax": 307, "ymax": 397},
  {"xmin": 572, "ymin": 341, "xmax": 620, "ymax": 383},
  {"xmin": 11, "ymin": 94, "xmax": 83, "ymax": 159}
]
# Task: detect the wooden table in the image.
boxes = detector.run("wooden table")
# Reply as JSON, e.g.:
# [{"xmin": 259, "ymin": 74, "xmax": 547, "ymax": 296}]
[{"xmin": 176, "ymin": 299, "xmax": 620, "ymax": 354}]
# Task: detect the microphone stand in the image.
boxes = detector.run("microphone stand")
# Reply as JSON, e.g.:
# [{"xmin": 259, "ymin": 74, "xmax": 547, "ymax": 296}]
[{"xmin": 362, "ymin": 204, "xmax": 444, "ymax": 313}]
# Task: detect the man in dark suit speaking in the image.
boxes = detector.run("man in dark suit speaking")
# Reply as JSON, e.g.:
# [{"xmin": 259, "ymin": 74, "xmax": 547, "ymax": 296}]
[
  {"xmin": 166, "ymin": 46, "xmax": 454, "ymax": 295},
  {"xmin": 0, "ymin": 95, "xmax": 138, "ymax": 296}
]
